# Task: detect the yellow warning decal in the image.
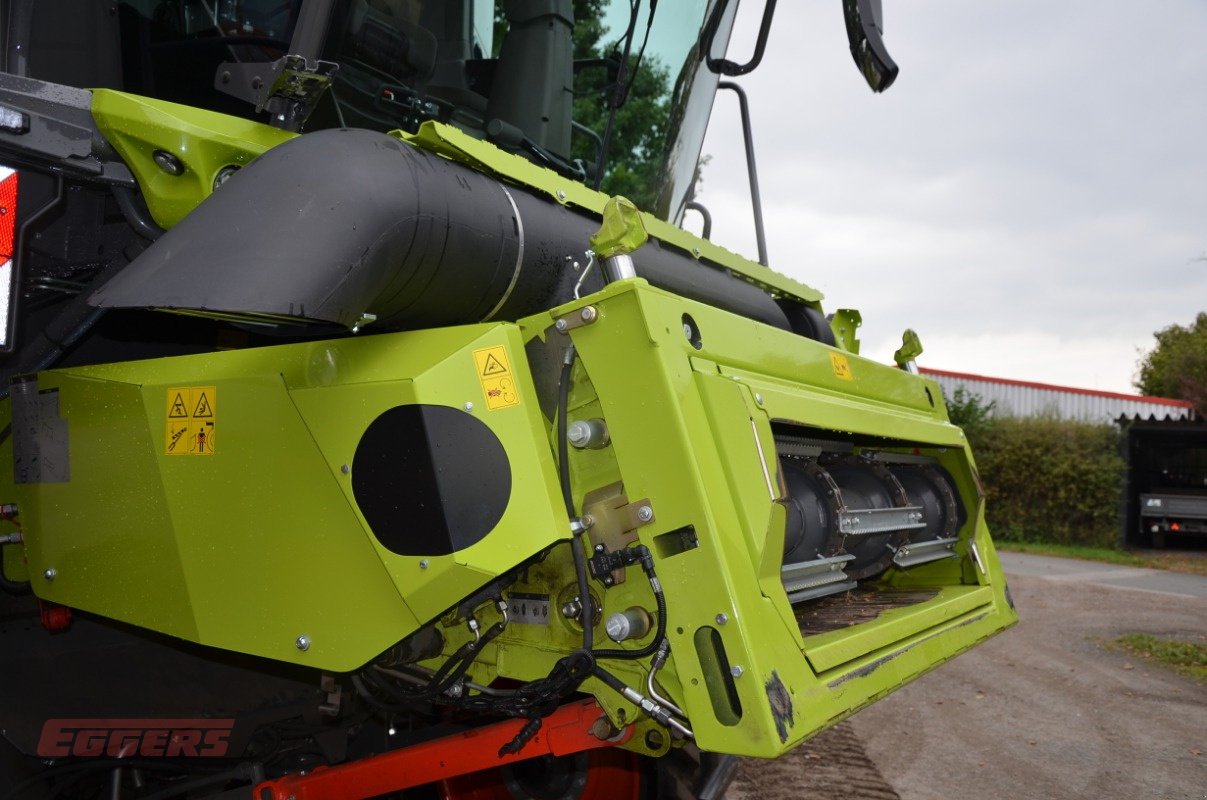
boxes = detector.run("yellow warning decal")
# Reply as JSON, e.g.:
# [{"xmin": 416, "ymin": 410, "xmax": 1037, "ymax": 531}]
[
  {"xmin": 472, "ymin": 346, "xmax": 521, "ymax": 410},
  {"xmin": 165, "ymin": 386, "xmax": 217, "ymax": 456},
  {"xmin": 830, "ymin": 353, "xmax": 854, "ymax": 381}
]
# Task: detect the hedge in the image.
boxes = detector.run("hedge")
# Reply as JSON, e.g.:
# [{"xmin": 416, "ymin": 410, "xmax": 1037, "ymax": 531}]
[{"xmin": 965, "ymin": 416, "xmax": 1125, "ymax": 549}]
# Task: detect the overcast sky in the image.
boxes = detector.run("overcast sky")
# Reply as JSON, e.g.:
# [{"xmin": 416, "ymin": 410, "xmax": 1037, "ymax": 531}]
[{"xmin": 693, "ymin": 0, "xmax": 1207, "ymax": 395}]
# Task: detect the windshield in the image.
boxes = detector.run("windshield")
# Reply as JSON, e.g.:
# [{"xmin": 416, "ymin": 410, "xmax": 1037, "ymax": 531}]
[
  {"xmin": 113, "ymin": 0, "xmax": 734, "ymax": 222},
  {"xmin": 312, "ymin": 0, "xmax": 732, "ymax": 221}
]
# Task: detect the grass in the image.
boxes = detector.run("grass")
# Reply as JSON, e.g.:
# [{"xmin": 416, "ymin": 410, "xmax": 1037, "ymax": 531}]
[
  {"xmin": 1107, "ymin": 633, "xmax": 1207, "ymax": 682},
  {"xmin": 997, "ymin": 541, "xmax": 1207, "ymax": 576}
]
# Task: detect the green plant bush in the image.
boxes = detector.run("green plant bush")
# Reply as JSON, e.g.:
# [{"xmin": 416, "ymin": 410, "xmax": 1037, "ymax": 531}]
[{"xmin": 967, "ymin": 416, "xmax": 1124, "ymax": 548}]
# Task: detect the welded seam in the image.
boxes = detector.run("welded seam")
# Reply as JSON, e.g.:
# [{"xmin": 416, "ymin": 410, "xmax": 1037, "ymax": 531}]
[{"xmin": 481, "ymin": 184, "xmax": 525, "ymax": 321}]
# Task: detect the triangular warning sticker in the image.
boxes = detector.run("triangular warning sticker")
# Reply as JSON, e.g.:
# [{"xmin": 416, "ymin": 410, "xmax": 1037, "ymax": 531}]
[
  {"xmin": 192, "ymin": 392, "xmax": 214, "ymax": 418},
  {"xmin": 482, "ymin": 354, "xmax": 508, "ymax": 376},
  {"xmin": 168, "ymin": 394, "xmax": 189, "ymax": 418}
]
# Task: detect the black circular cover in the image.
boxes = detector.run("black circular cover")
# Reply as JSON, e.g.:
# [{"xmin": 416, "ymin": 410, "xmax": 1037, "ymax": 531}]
[{"xmin": 352, "ymin": 404, "xmax": 511, "ymax": 556}]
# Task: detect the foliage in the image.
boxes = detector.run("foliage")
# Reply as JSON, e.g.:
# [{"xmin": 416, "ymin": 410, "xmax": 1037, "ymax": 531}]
[
  {"xmin": 569, "ymin": 0, "xmax": 670, "ymax": 209},
  {"xmin": 973, "ymin": 416, "xmax": 1125, "ymax": 548},
  {"xmin": 1134, "ymin": 312, "xmax": 1207, "ymax": 415},
  {"xmin": 943, "ymin": 387, "xmax": 996, "ymax": 444},
  {"xmin": 1108, "ymin": 634, "xmax": 1207, "ymax": 682}
]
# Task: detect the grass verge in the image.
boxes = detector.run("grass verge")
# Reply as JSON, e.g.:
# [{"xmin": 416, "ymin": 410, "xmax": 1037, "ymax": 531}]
[
  {"xmin": 1107, "ymin": 633, "xmax": 1207, "ymax": 682},
  {"xmin": 997, "ymin": 541, "xmax": 1207, "ymax": 576}
]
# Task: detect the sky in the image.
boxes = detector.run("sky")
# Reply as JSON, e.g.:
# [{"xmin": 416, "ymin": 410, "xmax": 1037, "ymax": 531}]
[{"xmin": 692, "ymin": 0, "xmax": 1207, "ymax": 395}]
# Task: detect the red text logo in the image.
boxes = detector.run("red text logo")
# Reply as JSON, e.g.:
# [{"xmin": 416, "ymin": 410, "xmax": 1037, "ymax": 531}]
[{"xmin": 37, "ymin": 719, "xmax": 234, "ymax": 758}]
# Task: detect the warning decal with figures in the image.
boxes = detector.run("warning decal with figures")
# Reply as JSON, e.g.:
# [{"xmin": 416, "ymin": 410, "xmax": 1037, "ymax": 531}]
[
  {"xmin": 472, "ymin": 346, "xmax": 521, "ymax": 410},
  {"xmin": 165, "ymin": 386, "xmax": 217, "ymax": 455}
]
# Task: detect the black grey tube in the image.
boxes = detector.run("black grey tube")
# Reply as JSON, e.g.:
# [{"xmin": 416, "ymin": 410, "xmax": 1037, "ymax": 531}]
[{"xmin": 91, "ymin": 129, "xmax": 790, "ymax": 332}]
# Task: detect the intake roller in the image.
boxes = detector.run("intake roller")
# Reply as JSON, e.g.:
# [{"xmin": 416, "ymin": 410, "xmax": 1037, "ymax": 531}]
[{"xmin": 90, "ymin": 128, "xmax": 792, "ymax": 332}]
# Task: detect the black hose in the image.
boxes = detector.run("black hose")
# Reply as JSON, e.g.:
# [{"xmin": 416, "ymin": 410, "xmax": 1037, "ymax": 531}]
[
  {"xmin": 0, "ymin": 508, "xmax": 30, "ymax": 594},
  {"xmin": 591, "ymin": 545, "xmax": 666, "ymax": 661},
  {"xmin": 112, "ymin": 186, "xmax": 165, "ymax": 241},
  {"xmin": 557, "ymin": 345, "xmax": 594, "ymax": 652},
  {"xmin": 0, "ymin": 559, "xmax": 30, "ymax": 594}
]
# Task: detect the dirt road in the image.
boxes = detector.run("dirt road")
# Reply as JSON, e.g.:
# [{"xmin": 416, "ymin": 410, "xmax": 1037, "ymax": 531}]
[{"xmin": 729, "ymin": 552, "xmax": 1206, "ymax": 800}]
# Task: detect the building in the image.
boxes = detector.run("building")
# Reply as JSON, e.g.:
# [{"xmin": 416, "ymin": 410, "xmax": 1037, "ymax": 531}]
[{"xmin": 920, "ymin": 367, "xmax": 1195, "ymax": 424}]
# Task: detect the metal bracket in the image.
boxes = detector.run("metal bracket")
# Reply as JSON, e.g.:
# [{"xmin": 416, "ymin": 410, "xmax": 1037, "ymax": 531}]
[
  {"xmin": 216, "ymin": 55, "xmax": 337, "ymax": 131},
  {"xmin": 554, "ymin": 305, "xmax": 599, "ymax": 333},
  {"xmin": 582, "ymin": 484, "xmax": 654, "ymax": 585},
  {"xmin": 888, "ymin": 536, "xmax": 959, "ymax": 569},
  {"xmin": 781, "ymin": 554, "xmax": 856, "ymax": 604},
  {"xmin": 837, "ymin": 506, "xmax": 926, "ymax": 536},
  {"xmin": 318, "ymin": 673, "xmax": 342, "ymax": 717}
]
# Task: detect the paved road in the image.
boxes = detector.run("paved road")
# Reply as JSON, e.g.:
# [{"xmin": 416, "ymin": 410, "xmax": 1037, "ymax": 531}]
[
  {"xmin": 851, "ymin": 552, "xmax": 1206, "ymax": 800},
  {"xmin": 998, "ymin": 551, "xmax": 1207, "ymax": 599},
  {"xmin": 730, "ymin": 552, "xmax": 1207, "ymax": 800}
]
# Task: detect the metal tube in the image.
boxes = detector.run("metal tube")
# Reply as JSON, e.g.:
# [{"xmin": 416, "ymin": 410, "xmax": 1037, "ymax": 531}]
[{"xmin": 718, "ymin": 82, "xmax": 769, "ymax": 266}]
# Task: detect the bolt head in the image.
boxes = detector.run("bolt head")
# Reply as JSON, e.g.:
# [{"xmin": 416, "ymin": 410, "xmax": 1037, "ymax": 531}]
[
  {"xmin": 557, "ymin": 190, "xmax": 567, "ymax": 201},
  {"xmin": 636, "ymin": 505, "xmax": 654, "ymax": 523},
  {"xmin": 463, "ymin": 402, "xmax": 475, "ymax": 412},
  {"xmin": 754, "ymin": 393, "xmax": 764, "ymax": 405},
  {"xmin": 555, "ymin": 318, "xmax": 569, "ymax": 333},
  {"xmin": 340, "ymin": 464, "xmax": 350, "ymax": 474},
  {"xmin": 730, "ymin": 665, "xmax": 744, "ymax": 678},
  {"xmin": 580, "ymin": 306, "xmax": 597, "ymax": 323},
  {"xmin": 715, "ymin": 612, "xmax": 728, "ymax": 625},
  {"xmin": 152, "ymin": 150, "xmax": 183, "ymax": 176},
  {"xmin": 419, "ymin": 559, "xmax": 430, "ymax": 570},
  {"xmin": 295, "ymin": 635, "xmax": 311, "ymax": 652},
  {"xmin": 43, "ymin": 567, "xmax": 56, "ymax": 581}
]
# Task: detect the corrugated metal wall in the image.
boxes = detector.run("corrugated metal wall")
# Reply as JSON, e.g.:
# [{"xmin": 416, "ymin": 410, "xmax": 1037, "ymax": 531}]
[{"xmin": 921, "ymin": 368, "xmax": 1194, "ymax": 423}]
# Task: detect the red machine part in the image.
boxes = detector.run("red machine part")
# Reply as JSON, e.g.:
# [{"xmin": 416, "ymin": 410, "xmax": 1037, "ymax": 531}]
[
  {"xmin": 38, "ymin": 601, "xmax": 72, "ymax": 632},
  {"xmin": 254, "ymin": 699, "xmax": 633, "ymax": 800}
]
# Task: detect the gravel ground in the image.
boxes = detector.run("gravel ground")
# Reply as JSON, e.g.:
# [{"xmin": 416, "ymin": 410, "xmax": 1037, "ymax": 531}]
[{"xmin": 729, "ymin": 554, "xmax": 1206, "ymax": 799}]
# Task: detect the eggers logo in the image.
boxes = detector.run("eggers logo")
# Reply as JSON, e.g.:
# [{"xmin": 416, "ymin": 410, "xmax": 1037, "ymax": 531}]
[{"xmin": 37, "ymin": 719, "xmax": 234, "ymax": 757}]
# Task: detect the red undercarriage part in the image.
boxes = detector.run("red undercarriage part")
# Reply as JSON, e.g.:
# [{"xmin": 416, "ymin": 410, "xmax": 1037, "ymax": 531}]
[{"xmin": 254, "ymin": 700, "xmax": 634, "ymax": 800}]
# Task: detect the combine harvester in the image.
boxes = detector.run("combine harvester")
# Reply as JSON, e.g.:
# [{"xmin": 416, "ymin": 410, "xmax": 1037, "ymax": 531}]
[{"xmin": 0, "ymin": 1, "xmax": 1016, "ymax": 797}]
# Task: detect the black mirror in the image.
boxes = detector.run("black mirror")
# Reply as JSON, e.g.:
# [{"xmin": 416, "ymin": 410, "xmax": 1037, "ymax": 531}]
[{"xmin": 843, "ymin": 0, "xmax": 898, "ymax": 92}]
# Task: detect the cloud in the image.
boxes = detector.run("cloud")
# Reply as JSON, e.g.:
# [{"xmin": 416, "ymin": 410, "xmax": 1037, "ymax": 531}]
[{"xmin": 695, "ymin": 0, "xmax": 1207, "ymax": 393}]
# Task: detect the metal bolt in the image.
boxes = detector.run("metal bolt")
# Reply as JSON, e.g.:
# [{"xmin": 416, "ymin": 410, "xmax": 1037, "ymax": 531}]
[
  {"xmin": 340, "ymin": 464, "xmax": 350, "ymax": 474},
  {"xmin": 213, "ymin": 165, "xmax": 240, "ymax": 190},
  {"xmin": 295, "ymin": 635, "xmax": 311, "ymax": 652},
  {"xmin": 754, "ymin": 393, "xmax": 764, "ymax": 405},
  {"xmin": 731, "ymin": 665, "xmax": 744, "ymax": 678},
  {"xmin": 715, "ymin": 612, "xmax": 728, "ymax": 625},
  {"xmin": 636, "ymin": 505, "xmax": 654, "ymax": 523},
  {"xmin": 580, "ymin": 306, "xmax": 598, "ymax": 323},
  {"xmin": 419, "ymin": 559, "xmax": 430, "ymax": 570},
  {"xmin": 555, "ymin": 318, "xmax": 569, "ymax": 333},
  {"xmin": 43, "ymin": 567, "xmax": 56, "ymax": 582},
  {"xmin": 152, "ymin": 150, "xmax": 184, "ymax": 176},
  {"xmin": 595, "ymin": 543, "xmax": 605, "ymax": 552},
  {"xmin": 602, "ymin": 575, "xmax": 614, "ymax": 586},
  {"xmin": 556, "ymin": 190, "xmax": 567, "ymax": 201},
  {"xmin": 683, "ymin": 323, "xmax": 694, "ymax": 340},
  {"xmin": 464, "ymin": 402, "xmax": 474, "ymax": 412}
]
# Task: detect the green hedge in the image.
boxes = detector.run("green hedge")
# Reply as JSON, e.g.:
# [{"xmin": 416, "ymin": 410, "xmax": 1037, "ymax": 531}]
[{"xmin": 966, "ymin": 416, "xmax": 1124, "ymax": 548}]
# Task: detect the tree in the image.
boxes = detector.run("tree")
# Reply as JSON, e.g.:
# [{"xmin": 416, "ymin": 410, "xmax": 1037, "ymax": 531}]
[
  {"xmin": 943, "ymin": 387, "xmax": 996, "ymax": 446},
  {"xmin": 1134, "ymin": 313, "xmax": 1207, "ymax": 415}
]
